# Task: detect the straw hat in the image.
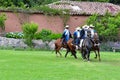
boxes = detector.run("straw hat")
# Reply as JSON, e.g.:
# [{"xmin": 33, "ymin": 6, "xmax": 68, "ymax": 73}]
[
  {"xmin": 89, "ymin": 24, "xmax": 95, "ymax": 28},
  {"xmin": 65, "ymin": 25, "xmax": 69, "ymax": 28},
  {"xmin": 82, "ymin": 25, "xmax": 89, "ymax": 29},
  {"xmin": 76, "ymin": 27, "xmax": 80, "ymax": 30}
]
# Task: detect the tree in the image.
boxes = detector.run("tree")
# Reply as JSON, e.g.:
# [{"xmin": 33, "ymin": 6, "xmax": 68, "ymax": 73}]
[
  {"xmin": 109, "ymin": 0, "xmax": 120, "ymax": 4},
  {"xmin": 0, "ymin": 13, "xmax": 7, "ymax": 31},
  {"xmin": 22, "ymin": 22, "xmax": 38, "ymax": 47},
  {"xmin": 87, "ymin": 12, "xmax": 120, "ymax": 41}
]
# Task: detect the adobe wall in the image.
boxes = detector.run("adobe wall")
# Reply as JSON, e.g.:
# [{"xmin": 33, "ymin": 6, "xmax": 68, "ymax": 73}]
[{"xmin": 0, "ymin": 11, "xmax": 88, "ymax": 34}]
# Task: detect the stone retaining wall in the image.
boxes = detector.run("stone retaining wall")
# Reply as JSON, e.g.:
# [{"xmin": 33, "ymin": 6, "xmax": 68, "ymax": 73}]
[{"xmin": 0, "ymin": 37, "xmax": 55, "ymax": 50}]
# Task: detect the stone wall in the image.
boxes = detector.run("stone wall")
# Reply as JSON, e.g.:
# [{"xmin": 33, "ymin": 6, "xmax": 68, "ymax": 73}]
[{"xmin": 0, "ymin": 37, "xmax": 55, "ymax": 50}]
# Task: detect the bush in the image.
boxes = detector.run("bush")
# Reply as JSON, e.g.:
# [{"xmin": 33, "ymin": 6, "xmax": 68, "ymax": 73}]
[
  {"xmin": 34, "ymin": 29, "xmax": 52, "ymax": 41},
  {"xmin": 48, "ymin": 33, "xmax": 61, "ymax": 40},
  {"xmin": 87, "ymin": 12, "xmax": 120, "ymax": 41},
  {"xmin": 22, "ymin": 22, "xmax": 38, "ymax": 47},
  {"xmin": 0, "ymin": 13, "xmax": 7, "ymax": 31},
  {"xmin": 5, "ymin": 32, "xmax": 24, "ymax": 39},
  {"xmin": 34, "ymin": 29, "xmax": 62, "ymax": 41}
]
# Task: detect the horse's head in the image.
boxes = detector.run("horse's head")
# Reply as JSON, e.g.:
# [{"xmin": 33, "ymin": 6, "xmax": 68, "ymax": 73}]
[
  {"xmin": 86, "ymin": 30, "xmax": 91, "ymax": 38},
  {"xmin": 93, "ymin": 33, "xmax": 100, "ymax": 46}
]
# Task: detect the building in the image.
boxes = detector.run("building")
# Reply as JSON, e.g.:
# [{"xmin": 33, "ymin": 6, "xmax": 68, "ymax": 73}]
[{"xmin": 0, "ymin": 1, "xmax": 120, "ymax": 33}]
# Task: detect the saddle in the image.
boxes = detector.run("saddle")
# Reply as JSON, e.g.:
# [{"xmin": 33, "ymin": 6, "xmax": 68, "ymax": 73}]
[{"xmin": 61, "ymin": 38, "xmax": 67, "ymax": 46}]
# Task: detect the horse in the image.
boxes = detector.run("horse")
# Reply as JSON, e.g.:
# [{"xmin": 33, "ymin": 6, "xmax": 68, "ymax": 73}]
[
  {"xmin": 54, "ymin": 38, "xmax": 77, "ymax": 59},
  {"xmin": 81, "ymin": 32, "xmax": 101, "ymax": 61},
  {"xmin": 66, "ymin": 38, "xmax": 77, "ymax": 59}
]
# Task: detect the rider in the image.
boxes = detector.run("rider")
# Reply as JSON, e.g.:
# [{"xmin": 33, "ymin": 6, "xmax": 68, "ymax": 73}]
[
  {"xmin": 89, "ymin": 24, "xmax": 96, "ymax": 38},
  {"xmin": 89, "ymin": 24, "xmax": 100, "ymax": 44},
  {"xmin": 79, "ymin": 25, "xmax": 89, "ymax": 48},
  {"xmin": 61, "ymin": 25, "xmax": 72, "ymax": 45},
  {"xmin": 73, "ymin": 27, "xmax": 81, "ymax": 48}
]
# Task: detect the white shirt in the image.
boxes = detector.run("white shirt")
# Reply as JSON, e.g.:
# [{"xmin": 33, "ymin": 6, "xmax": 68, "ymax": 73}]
[
  {"xmin": 64, "ymin": 29, "xmax": 69, "ymax": 36},
  {"xmin": 90, "ymin": 28, "xmax": 94, "ymax": 38}
]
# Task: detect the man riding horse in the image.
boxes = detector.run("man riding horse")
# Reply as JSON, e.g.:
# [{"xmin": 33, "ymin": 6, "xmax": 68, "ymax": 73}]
[
  {"xmin": 61, "ymin": 25, "xmax": 72, "ymax": 45},
  {"xmin": 80, "ymin": 24, "xmax": 101, "ymax": 61},
  {"xmin": 54, "ymin": 25, "xmax": 77, "ymax": 59},
  {"xmin": 79, "ymin": 25, "xmax": 89, "ymax": 49},
  {"xmin": 73, "ymin": 27, "xmax": 81, "ymax": 49}
]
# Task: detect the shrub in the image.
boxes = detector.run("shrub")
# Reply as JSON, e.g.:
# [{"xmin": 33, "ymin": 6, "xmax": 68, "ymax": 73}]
[
  {"xmin": 48, "ymin": 33, "xmax": 61, "ymax": 40},
  {"xmin": 87, "ymin": 12, "xmax": 120, "ymax": 41},
  {"xmin": 34, "ymin": 29, "xmax": 61, "ymax": 41},
  {"xmin": 5, "ymin": 32, "xmax": 24, "ymax": 39},
  {"xmin": 0, "ymin": 13, "xmax": 7, "ymax": 31},
  {"xmin": 22, "ymin": 22, "xmax": 38, "ymax": 47},
  {"xmin": 34, "ymin": 29, "xmax": 52, "ymax": 41}
]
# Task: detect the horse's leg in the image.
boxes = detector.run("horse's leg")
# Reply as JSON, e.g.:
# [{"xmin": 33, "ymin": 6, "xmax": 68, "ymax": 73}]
[
  {"xmin": 97, "ymin": 49, "xmax": 101, "ymax": 61},
  {"xmin": 55, "ymin": 50, "xmax": 58, "ymax": 57},
  {"xmin": 55, "ymin": 50, "xmax": 62, "ymax": 57},
  {"xmin": 72, "ymin": 45, "xmax": 77, "ymax": 59},
  {"xmin": 72, "ymin": 50, "xmax": 77, "ymax": 59},
  {"xmin": 94, "ymin": 50, "xmax": 97, "ymax": 59},
  {"xmin": 56, "ymin": 46, "xmax": 62, "ymax": 57},
  {"xmin": 81, "ymin": 50, "xmax": 86, "ymax": 60},
  {"xmin": 86, "ymin": 49, "xmax": 90, "ymax": 61},
  {"xmin": 65, "ymin": 49, "xmax": 70, "ymax": 58},
  {"xmin": 58, "ymin": 51, "xmax": 62, "ymax": 57}
]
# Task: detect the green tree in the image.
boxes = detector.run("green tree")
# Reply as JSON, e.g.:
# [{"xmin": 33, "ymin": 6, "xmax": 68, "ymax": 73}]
[
  {"xmin": 87, "ymin": 12, "xmax": 120, "ymax": 41},
  {"xmin": 0, "ymin": 13, "xmax": 7, "ymax": 31},
  {"xmin": 22, "ymin": 22, "xmax": 38, "ymax": 47},
  {"xmin": 109, "ymin": 0, "xmax": 120, "ymax": 4}
]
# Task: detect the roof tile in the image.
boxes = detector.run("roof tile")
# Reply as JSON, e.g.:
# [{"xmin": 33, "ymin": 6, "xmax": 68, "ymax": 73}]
[{"xmin": 48, "ymin": 1, "xmax": 120, "ymax": 15}]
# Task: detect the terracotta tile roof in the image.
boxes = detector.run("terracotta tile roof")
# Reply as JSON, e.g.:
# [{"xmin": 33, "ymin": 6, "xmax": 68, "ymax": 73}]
[{"xmin": 48, "ymin": 1, "xmax": 120, "ymax": 15}]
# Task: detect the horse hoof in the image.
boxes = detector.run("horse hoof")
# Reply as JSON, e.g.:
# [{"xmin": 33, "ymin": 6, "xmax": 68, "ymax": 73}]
[
  {"xmin": 94, "ymin": 57, "xmax": 97, "ymax": 59},
  {"xmin": 88, "ymin": 61, "xmax": 90, "ymax": 62},
  {"xmin": 83, "ymin": 59, "xmax": 87, "ymax": 62}
]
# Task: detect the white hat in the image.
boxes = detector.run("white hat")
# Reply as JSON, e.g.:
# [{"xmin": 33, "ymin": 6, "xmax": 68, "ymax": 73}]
[
  {"xmin": 76, "ymin": 27, "xmax": 80, "ymax": 30},
  {"xmin": 89, "ymin": 24, "xmax": 95, "ymax": 28},
  {"xmin": 82, "ymin": 25, "xmax": 89, "ymax": 29},
  {"xmin": 65, "ymin": 25, "xmax": 69, "ymax": 28}
]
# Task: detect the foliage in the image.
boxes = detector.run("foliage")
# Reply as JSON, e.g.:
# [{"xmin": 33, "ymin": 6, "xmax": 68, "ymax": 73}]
[
  {"xmin": 0, "ymin": 13, "xmax": 7, "ymax": 31},
  {"xmin": 5, "ymin": 29, "xmax": 61, "ymax": 41},
  {"xmin": 75, "ymin": 0, "xmax": 109, "ymax": 2},
  {"xmin": 87, "ymin": 12, "xmax": 120, "ymax": 41},
  {"xmin": 34, "ymin": 29, "xmax": 61, "ymax": 41},
  {"xmin": 0, "ymin": 0, "xmax": 120, "ymax": 8},
  {"xmin": 5, "ymin": 32, "xmax": 24, "ymax": 39},
  {"xmin": 0, "ymin": 0, "xmax": 59, "ymax": 8},
  {"xmin": 109, "ymin": 0, "xmax": 120, "ymax": 4},
  {"xmin": 34, "ymin": 29, "xmax": 52, "ymax": 41},
  {"xmin": 33, "ymin": 6, "xmax": 63, "ymax": 16},
  {"xmin": 0, "ymin": 0, "xmax": 25, "ymax": 7},
  {"xmin": 48, "ymin": 33, "xmax": 62, "ymax": 40},
  {"xmin": 60, "ymin": 10, "xmax": 70, "ymax": 26},
  {"xmin": 22, "ymin": 22, "xmax": 38, "ymax": 47}
]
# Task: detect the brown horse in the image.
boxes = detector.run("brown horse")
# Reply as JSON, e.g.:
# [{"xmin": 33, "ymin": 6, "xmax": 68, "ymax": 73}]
[
  {"xmin": 92, "ymin": 33, "xmax": 101, "ymax": 61},
  {"xmin": 66, "ymin": 38, "xmax": 77, "ymax": 58},
  {"xmin": 54, "ymin": 38, "xmax": 77, "ymax": 59}
]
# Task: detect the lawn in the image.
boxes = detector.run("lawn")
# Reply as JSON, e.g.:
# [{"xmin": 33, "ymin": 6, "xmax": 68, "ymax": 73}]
[{"xmin": 0, "ymin": 50, "xmax": 120, "ymax": 80}]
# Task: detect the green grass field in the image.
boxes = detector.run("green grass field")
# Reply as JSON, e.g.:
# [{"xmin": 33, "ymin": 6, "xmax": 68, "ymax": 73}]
[{"xmin": 0, "ymin": 50, "xmax": 120, "ymax": 80}]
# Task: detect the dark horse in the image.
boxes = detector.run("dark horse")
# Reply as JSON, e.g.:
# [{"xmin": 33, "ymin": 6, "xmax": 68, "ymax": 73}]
[
  {"xmin": 81, "ymin": 33, "xmax": 101, "ymax": 61},
  {"xmin": 54, "ymin": 38, "xmax": 77, "ymax": 59}
]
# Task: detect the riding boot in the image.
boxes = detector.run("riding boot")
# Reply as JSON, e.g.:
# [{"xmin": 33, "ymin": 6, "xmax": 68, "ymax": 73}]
[{"xmin": 61, "ymin": 39, "xmax": 65, "ymax": 45}]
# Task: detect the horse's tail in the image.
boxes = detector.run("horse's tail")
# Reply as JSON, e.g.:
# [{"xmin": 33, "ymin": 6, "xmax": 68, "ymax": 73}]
[
  {"xmin": 51, "ymin": 43, "xmax": 57, "ymax": 54},
  {"xmin": 54, "ymin": 43, "xmax": 58, "ymax": 50}
]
